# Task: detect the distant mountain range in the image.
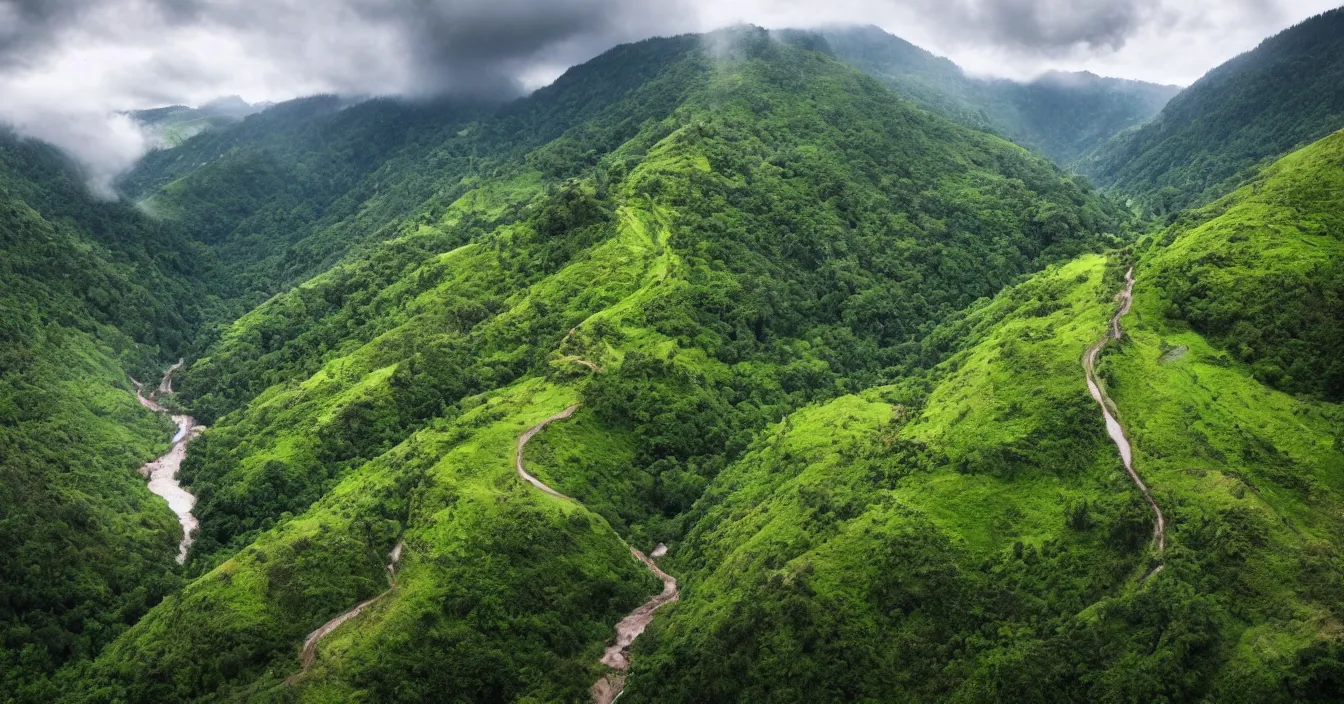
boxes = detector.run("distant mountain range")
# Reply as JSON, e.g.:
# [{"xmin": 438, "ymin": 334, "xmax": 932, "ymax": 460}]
[
  {"xmin": 3, "ymin": 14, "xmax": 1344, "ymax": 704},
  {"xmin": 125, "ymin": 28, "xmax": 1182, "ymax": 170},
  {"xmin": 813, "ymin": 25, "xmax": 1181, "ymax": 163},
  {"xmin": 128, "ymin": 95, "xmax": 274, "ymax": 147},
  {"xmin": 1077, "ymin": 6, "xmax": 1344, "ymax": 214}
]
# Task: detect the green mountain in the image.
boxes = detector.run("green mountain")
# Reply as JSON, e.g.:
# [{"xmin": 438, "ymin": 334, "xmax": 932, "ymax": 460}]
[
  {"xmin": 818, "ymin": 25, "xmax": 1181, "ymax": 163},
  {"xmin": 117, "ymin": 35, "xmax": 715, "ymax": 310},
  {"xmin": 0, "ymin": 131, "xmax": 226, "ymax": 695},
  {"xmin": 626, "ymin": 130, "xmax": 1344, "ymax": 703},
  {"xmin": 1, "ymin": 18, "xmax": 1341, "ymax": 704},
  {"xmin": 14, "ymin": 28, "xmax": 1134, "ymax": 703},
  {"xmin": 130, "ymin": 97, "xmax": 269, "ymax": 148},
  {"xmin": 1077, "ymin": 7, "xmax": 1344, "ymax": 214}
]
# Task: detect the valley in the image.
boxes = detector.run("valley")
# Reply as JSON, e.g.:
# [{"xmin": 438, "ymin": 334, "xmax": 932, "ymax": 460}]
[
  {"xmin": 132, "ymin": 361, "xmax": 203, "ymax": 564},
  {"xmin": 1, "ymin": 10, "xmax": 1342, "ymax": 704}
]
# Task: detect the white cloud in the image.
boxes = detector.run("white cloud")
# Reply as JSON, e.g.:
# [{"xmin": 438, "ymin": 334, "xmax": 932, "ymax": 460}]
[
  {"xmin": 0, "ymin": 0, "xmax": 1336, "ymax": 189},
  {"xmin": 688, "ymin": 0, "xmax": 1340, "ymax": 84}
]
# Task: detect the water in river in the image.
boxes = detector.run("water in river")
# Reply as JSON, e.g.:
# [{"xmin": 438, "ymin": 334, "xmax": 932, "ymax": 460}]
[{"xmin": 133, "ymin": 361, "xmax": 202, "ymax": 564}]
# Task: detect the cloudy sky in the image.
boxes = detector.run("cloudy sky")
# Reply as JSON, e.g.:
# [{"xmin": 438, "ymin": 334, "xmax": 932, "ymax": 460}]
[{"xmin": 0, "ymin": 0, "xmax": 1338, "ymax": 188}]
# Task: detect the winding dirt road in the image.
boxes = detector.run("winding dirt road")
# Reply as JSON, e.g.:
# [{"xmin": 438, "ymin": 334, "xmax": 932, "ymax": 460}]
[
  {"xmin": 132, "ymin": 360, "xmax": 202, "ymax": 564},
  {"xmin": 1083, "ymin": 267, "xmax": 1167, "ymax": 563},
  {"xmin": 515, "ymin": 405, "xmax": 580, "ymax": 499},
  {"xmin": 289, "ymin": 541, "xmax": 404, "ymax": 679},
  {"xmin": 513, "ymin": 403, "xmax": 679, "ymax": 704},
  {"xmin": 286, "ymin": 396, "xmax": 675, "ymax": 692}
]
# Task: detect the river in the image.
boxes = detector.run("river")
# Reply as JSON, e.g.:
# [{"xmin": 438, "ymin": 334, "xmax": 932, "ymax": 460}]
[{"xmin": 133, "ymin": 360, "xmax": 202, "ymax": 564}]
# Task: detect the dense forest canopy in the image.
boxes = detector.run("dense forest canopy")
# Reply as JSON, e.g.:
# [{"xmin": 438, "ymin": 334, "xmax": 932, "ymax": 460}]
[
  {"xmin": 1076, "ymin": 7, "xmax": 1344, "ymax": 215},
  {"xmin": 0, "ymin": 131, "xmax": 217, "ymax": 694},
  {"xmin": 1, "ymin": 13, "xmax": 1342, "ymax": 704}
]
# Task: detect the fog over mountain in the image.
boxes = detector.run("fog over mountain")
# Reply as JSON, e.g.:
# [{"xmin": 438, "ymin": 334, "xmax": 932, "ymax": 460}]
[
  {"xmin": 0, "ymin": 0, "xmax": 1335, "ymax": 189},
  {"xmin": 5, "ymin": 3, "xmax": 1344, "ymax": 701}
]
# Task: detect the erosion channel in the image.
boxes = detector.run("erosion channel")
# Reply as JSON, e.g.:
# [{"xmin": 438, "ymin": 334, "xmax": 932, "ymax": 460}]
[
  {"xmin": 1083, "ymin": 267, "xmax": 1167, "ymax": 577},
  {"xmin": 516, "ymin": 404, "xmax": 679, "ymax": 704},
  {"xmin": 132, "ymin": 359, "xmax": 202, "ymax": 564}
]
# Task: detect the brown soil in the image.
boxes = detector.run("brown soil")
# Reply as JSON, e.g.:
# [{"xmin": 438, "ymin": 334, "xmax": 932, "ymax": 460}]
[{"xmin": 513, "ymin": 403, "xmax": 680, "ymax": 704}]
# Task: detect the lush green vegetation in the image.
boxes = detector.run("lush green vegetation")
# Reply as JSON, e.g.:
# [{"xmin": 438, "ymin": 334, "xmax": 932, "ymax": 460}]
[
  {"xmin": 60, "ymin": 380, "xmax": 659, "ymax": 703},
  {"xmin": 818, "ymin": 25, "xmax": 1180, "ymax": 163},
  {"xmin": 626, "ymin": 237, "xmax": 1344, "ymax": 701},
  {"xmin": 4, "ymin": 17, "xmax": 1343, "ymax": 704},
  {"xmin": 168, "ymin": 26, "xmax": 1127, "ymax": 576},
  {"xmin": 0, "ymin": 134, "xmax": 220, "ymax": 696},
  {"xmin": 613, "ymin": 124, "xmax": 1344, "ymax": 703},
  {"xmin": 8, "ymin": 27, "xmax": 1136, "ymax": 702},
  {"xmin": 1078, "ymin": 7, "xmax": 1344, "ymax": 214},
  {"xmin": 120, "ymin": 34, "xmax": 709, "ymax": 309},
  {"xmin": 1141, "ymin": 130, "xmax": 1344, "ymax": 400}
]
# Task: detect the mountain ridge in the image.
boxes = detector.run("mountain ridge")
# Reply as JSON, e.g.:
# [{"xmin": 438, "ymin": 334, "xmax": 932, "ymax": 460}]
[
  {"xmin": 1076, "ymin": 7, "xmax": 1344, "ymax": 214},
  {"xmin": 816, "ymin": 24, "xmax": 1181, "ymax": 163},
  {"xmin": 1, "ymin": 17, "xmax": 1342, "ymax": 704},
  {"xmin": 36, "ymin": 27, "xmax": 1135, "ymax": 702}
]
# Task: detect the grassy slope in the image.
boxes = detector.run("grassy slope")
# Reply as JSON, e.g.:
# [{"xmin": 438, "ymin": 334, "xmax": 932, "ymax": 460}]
[
  {"xmin": 72, "ymin": 378, "xmax": 657, "ymax": 704},
  {"xmin": 624, "ymin": 133, "xmax": 1344, "ymax": 702},
  {"xmin": 1140, "ymin": 130, "xmax": 1344, "ymax": 400},
  {"xmin": 64, "ymin": 31, "xmax": 1130, "ymax": 702},
  {"xmin": 68, "ymin": 126, "xmax": 686, "ymax": 704},
  {"xmin": 625, "ymin": 256, "xmax": 1151, "ymax": 702}
]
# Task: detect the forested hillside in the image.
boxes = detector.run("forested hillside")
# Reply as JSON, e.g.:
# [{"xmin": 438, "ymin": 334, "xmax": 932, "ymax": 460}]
[
  {"xmin": 2, "ymin": 14, "xmax": 1341, "ymax": 704},
  {"xmin": 1078, "ymin": 7, "xmax": 1344, "ymax": 214},
  {"xmin": 819, "ymin": 25, "xmax": 1180, "ymax": 163},
  {"xmin": 21, "ymin": 27, "xmax": 1137, "ymax": 703},
  {"xmin": 0, "ymin": 132, "xmax": 224, "ymax": 695},
  {"xmin": 117, "ymin": 34, "xmax": 709, "ymax": 309},
  {"xmin": 626, "ymin": 130, "xmax": 1344, "ymax": 702}
]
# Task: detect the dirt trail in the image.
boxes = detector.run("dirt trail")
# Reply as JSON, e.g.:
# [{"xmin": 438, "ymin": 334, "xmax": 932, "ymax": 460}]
[
  {"xmin": 512, "ymin": 403, "xmax": 679, "ymax": 704},
  {"xmin": 289, "ymin": 541, "xmax": 404, "ymax": 679},
  {"xmin": 1083, "ymin": 267, "xmax": 1167, "ymax": 560},
  {"xmin": 515, "ymin": 405, "xmax": 580, "ymax": 499},
  {"xmin": 598, "ymin": 548, "xmax": 678, "ymax": 670},
  {"xmin": 132, "ymin": 360, "xmax": 202, "ymax": 564},
  {"xmin": 157, "ymin": 358, "xmax": 185, "ymax": 396},
  {"xmin": 558, "ymin": 354, "xmax": 603, "ymax": 373}
]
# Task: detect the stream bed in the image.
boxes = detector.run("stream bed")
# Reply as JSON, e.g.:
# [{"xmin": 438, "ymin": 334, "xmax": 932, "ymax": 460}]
[{"xmin": 133, "ymin": 360, "xmax": 202, "ymax": 564}]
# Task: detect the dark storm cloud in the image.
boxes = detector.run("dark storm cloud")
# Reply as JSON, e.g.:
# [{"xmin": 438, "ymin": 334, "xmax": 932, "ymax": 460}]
[
  {"xmin": 0, "ymin": 0, "xmax": 694, "ymax": 95},
  {"xmin": 350, "ymin": 0, "xmax": 679, "ymax": 96},
  {"xmin": 0, "ymin": 0, "xmax": 76, "ymax": 66},
  {"xmin": 0, "ymin": 0, "xmax": 696, "ymax": 189},
  {"xmin": 0, "ymin": 0, "xmax": 1327, "ymax": 193}
]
